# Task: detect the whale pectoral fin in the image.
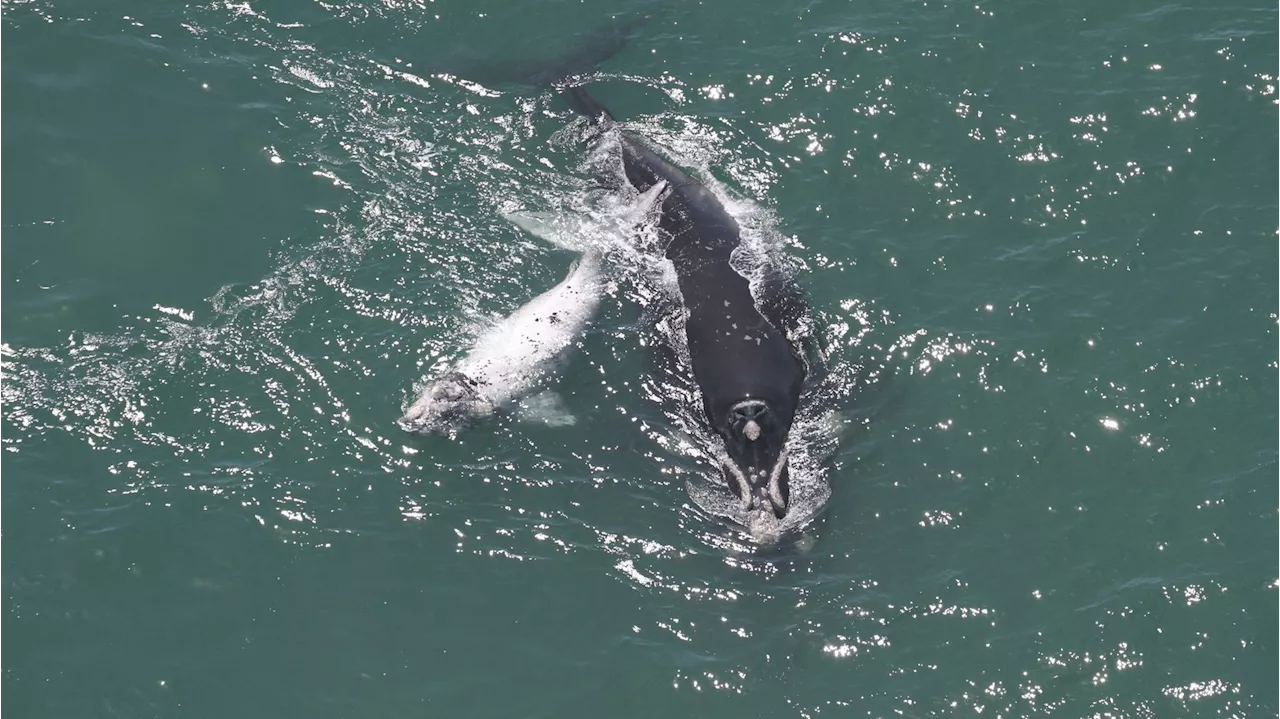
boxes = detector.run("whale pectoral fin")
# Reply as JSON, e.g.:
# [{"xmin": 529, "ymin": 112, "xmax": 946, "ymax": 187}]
[
  {"xmin": 502, "ymin": 210, "xmax": 587, "ymax": 251},
  {"xmin": 515, "ymin": 390, "xmax": 577, "ymax": 428},
  {"xmin": 629, "ymin": 179, "xmax": 669, "ymax": 218}
]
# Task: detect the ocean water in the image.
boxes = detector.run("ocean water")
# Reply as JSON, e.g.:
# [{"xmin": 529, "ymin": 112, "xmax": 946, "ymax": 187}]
[{"xmin": 3, "ymin": 0, "xmax": 1277, "ymax": 716}]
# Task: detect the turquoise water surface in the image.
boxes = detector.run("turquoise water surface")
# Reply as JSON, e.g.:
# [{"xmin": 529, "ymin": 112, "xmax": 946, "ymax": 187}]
[{"xmin": 4, "ymin": 0, "xmax": 1277, "ymax": 716}]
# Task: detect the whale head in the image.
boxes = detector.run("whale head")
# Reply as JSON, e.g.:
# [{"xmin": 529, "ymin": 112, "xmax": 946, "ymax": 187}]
[
  {"xmin": 398, "ymin": 372, "xmax": 492, "ymax": 435},
  {"xmin": 717, "ymin": 399, "xmax": 791, "ymax": 520}
]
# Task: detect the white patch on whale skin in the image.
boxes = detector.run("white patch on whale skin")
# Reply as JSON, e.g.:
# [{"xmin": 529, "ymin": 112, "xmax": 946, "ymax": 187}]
[
  {"xmin": 689, "ymin": 426, "xmax": 833, "ymax": 546},
  {"xmin": 744, "ymin": 507, "xmax": 784, "ymax": 545},
  {"xmin": 718, "ymin": 453, "xmax": 754, "ymax": 511},
  {"xmin": 766, "ymin": 448, "xmax": 789, "ymax": 510}
]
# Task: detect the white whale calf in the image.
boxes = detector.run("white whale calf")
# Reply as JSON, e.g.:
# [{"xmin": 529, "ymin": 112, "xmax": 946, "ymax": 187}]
[
  {"xmin": 399, "ymin": 182, "xmax": 666, "ymax": 436},
  {"xmin": 398, "ymin": 249, "xmax": 603, "ymax": 434}
]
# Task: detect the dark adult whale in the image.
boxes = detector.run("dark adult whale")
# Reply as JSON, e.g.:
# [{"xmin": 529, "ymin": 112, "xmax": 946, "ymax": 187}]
[{"xmin": 565, "ymin": 86, "xmax": 812, "ymax": 523}]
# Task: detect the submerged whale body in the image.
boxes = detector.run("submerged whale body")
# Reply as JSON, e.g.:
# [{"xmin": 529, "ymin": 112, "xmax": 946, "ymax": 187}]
[{"xmin": 564, "ymin": 86, "xmax": 815, "ymax": 528}]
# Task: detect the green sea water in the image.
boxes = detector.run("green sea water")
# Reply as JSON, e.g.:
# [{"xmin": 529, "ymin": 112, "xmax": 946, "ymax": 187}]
[{"xmin": 3, "ymin": 0, "xmax": 1277, "ymax": 716}]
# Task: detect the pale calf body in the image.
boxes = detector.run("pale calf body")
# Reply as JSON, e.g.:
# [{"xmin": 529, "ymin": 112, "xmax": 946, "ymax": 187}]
[{"xmin": 398, "ymin": 251, "xmax": 603, "ymax": 434}]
